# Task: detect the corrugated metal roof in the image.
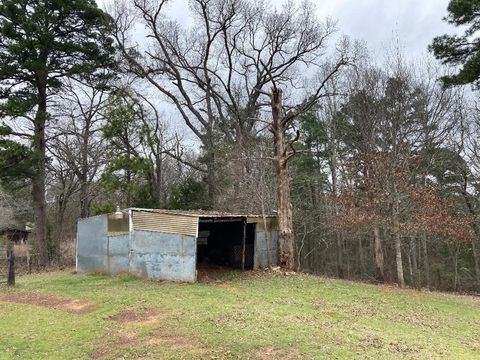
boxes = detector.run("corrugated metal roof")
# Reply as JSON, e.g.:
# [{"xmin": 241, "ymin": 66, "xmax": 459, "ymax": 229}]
[{"xmin": 127, "ymin": 208, "xmax": 276, "ymax": 219}]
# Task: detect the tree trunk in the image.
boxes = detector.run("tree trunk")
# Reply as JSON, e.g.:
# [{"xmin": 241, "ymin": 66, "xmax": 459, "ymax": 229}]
[
  {"xmin": 336, "ymin": 232, "xmax": 344, "ymax": 278},
  {"xmin": 461, "ymin": 183, "xmax": 480, "ymax": 284},
  {"xmin": 453, "ymin": 247, "xmax": 459, "ymax": 292},
  {"xmin": 394, "ymin": 233, "xmax": 405, "ymax": 288},
  {"xmin": 391, "ymin": 183, "xmax": 405, "ymax": 288},
  {"xmin": 155, "ymin": 153, "xmax": 164, "ymax": 207},
  {"xmin": 202, "ymin": 137, "xmax": 216, "ymax": 209},
  {"xmin": 373, "ymin": 226, "xmax": 385, "ymax": 282},
  {"xmin": 358, "ymin": 236, "xmax": 365, "ymax": 277},
  {"xmin": 125, "ymin": 129, "xmax": 132, "ymax": 207},
  {"xmin": 32, "ymin": 83, "xmax": 49, "ymax": 266},
  {"xmin": 271, "ymin": 87, "xmax": 295, "ymax": 270},
  {"xmin": 79, "ymin": 176, "xmax": 89, "ymax": 218},
  {"xmin": 407, "ymin": 248, "xmax": 413, "ymax": 285},
  {"xmin": 80, "ymin": 119, "xmax": 90, "ymax": 218},
  {"xmin": 410, "ymin": 237, "xmax": 419, "ymax": 289},
  {"xmin": 330, "ymin": 138, "xmax": 344, "ymax": 278},
  {"xmin": 7, "ymin": 239, "xmax": 15, "ymax": 286},
  {"xmin": 421, "ymin": 233, "xmax": 430, "ymax": 289},
  {"xmin": 53, "ymin": 194, "xmax": 67, "ymax": 261},
  {"xmin": 206, "ymin": 152, "xmax": 216, "ymax": 208},
  {"xmin": 471, "ymin": 237, "xmax": 480, "ymax": 287}
]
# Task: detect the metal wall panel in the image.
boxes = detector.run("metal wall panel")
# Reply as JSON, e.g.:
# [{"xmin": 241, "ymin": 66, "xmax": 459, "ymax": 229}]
[
  {"xmin": 107, "ymin": 234, "xmax": 130, "ymax": 274},
  {"xmin": 77, "ymin": 215, "xmax": 108, "ymax": 273},
  {"xmin": 254, "ymin": 230, "xmax": 279, "ymax": 269},
  {"xmin": 132, "ymin": 211, "xmax": 198, "ymax": 237},
  {"xmin": 129, "ymin": 230, "xmax": 196, "ymax": 282}
]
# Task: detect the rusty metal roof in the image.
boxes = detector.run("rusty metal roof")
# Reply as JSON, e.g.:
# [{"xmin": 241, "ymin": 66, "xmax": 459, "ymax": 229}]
[{"xmin": 127, "ymin": 208, "xmax": 276, "ymax": 219}]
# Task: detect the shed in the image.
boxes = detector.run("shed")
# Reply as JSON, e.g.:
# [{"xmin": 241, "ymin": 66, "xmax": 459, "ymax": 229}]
[
  {"xmin": 0, "ymin": 226, "xmax": 30, "ymax": 245},
  {"xmin": 76, "ymin": 208, "xmax": 279, "ymax": 282}
]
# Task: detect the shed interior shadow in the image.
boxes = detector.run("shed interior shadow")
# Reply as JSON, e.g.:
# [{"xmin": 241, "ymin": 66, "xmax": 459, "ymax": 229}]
[{"xmin": 197, "ymin": 219, "xmax": 255, "ymax": 270}]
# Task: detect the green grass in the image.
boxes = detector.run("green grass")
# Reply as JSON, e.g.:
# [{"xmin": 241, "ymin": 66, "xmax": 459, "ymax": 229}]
[{"xmin": 0, "ymin": 271, "xmax": 479, "ymax": 359}]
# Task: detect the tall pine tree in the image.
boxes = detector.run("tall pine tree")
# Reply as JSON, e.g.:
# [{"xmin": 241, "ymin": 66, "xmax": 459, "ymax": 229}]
[
  {"xmin": 430, "ymin": 0, "xmax": 480, "ymax": 87},
  {"xmin": 0, "ymin": 0, "xmax": 116, "ymax": 265}
]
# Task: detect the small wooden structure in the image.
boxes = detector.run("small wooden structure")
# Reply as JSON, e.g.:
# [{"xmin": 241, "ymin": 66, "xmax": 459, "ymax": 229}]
[{"xmin": 0, "ymin": 227, "xmax": 30, "ymax": 244}]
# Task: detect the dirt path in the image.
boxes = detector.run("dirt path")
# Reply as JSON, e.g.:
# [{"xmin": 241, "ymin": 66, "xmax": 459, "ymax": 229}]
[{"xmin": 0, "ymin": 292, "xmax": 96, "ymax": 314}]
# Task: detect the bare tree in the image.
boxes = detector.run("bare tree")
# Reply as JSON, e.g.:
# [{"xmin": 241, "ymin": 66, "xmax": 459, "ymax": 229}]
[
  {"xmin": 49, "ymin": 78, "xmax": 110, "ymax": 218},
  {"xmin": 112, "ymin": 0, "xmax": 355, "ymax": 269}
]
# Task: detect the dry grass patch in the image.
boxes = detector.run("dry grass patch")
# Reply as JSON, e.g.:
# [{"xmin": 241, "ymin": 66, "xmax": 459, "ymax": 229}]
[
  {"xmin": 91, "ymin": 326, "xmax": 202, "ymax": 359},
  {"xmin": 217, "ymin": 282, "xmax": 241, "ymax": 292},
  {"xmin": 108, "ymin": 306, "xmax": 161, "ymax": 324},
  {"xmin": 254, "ymin": 346, "xmax": 305, "ymax": 360}
]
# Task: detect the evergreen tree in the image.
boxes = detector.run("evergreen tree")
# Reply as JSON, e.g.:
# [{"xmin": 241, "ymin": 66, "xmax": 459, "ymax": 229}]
[
  {"xmin": 430, "ymin": 0, "xmax": 480, "ymax": 87},
  {"xmin": 168, "ymin": 177, "xmax": 210, "ymax": 210},
  {"xmin": 0, "ymin": 0, "xmax": 116, "ymax": 265}
]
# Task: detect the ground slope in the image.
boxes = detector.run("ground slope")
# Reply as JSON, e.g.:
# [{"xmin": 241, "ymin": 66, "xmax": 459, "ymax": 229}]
[{"xmin": 0, "ymin": 271, "xmax": 479, "ymax": 359}]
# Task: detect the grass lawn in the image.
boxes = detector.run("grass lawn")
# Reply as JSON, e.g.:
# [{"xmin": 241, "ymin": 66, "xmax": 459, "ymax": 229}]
[{"xmin": 0, "ymin": 270, "xmax": 479, "ymax": 359}]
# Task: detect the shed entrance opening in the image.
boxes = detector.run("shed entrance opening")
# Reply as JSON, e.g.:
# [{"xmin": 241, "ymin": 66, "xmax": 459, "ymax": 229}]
[{"xmin": 197, "ymin": 219, "xmax": 255, "ymax": 271}]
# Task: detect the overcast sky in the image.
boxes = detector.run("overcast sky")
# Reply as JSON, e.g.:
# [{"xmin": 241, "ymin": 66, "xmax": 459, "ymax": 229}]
[
  {"xmin": 98, "ymin": 0, "xmax": 455, "ymax": 60},
  {"xmin": 316, "ymin": 0, "xmax": 452, "ymax": 56},
  {"xmin": 96, "ymin": 0, "xmax": 457, "ymax": 143}
]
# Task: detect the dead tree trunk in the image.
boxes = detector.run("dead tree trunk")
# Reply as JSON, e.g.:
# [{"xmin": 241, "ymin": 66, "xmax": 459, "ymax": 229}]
[{"xmin": 271, "ymin": 87, "xmax": 295, "ymax": 270}]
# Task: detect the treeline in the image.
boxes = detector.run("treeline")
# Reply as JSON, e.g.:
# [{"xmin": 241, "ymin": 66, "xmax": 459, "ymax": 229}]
[
  {"xmin": 292, "ymin": 59, "xmax": 480, "ymax": 292},
  {"xmin": 1, "ymin": 0, "xmax": 479, "ymax": 292}
]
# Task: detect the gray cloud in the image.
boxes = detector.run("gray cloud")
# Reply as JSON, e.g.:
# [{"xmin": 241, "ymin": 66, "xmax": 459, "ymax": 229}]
[
  {"xmin": 97, "ymin": 0, "xmax": 454, "ymax": 58},
  {"xmin": 317, "ymin": 0, "xmax": 453, "ymax": 57}
]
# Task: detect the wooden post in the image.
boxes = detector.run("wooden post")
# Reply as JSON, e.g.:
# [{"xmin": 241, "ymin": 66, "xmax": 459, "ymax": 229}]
[
  {"xmin": 241, "ymin": 218, "xmax": 247, "ymax": 271},
  {"xmin": 7, "ymin": 240, "xmax": 15, "ymax": 286}
]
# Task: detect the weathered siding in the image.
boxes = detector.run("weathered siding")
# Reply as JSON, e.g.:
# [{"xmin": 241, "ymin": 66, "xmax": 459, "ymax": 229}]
[
  {"xmin": 77, "ymin": 210, "xmax": 278, "ymax": 281},
  {"xmin": 132, "ymin": 211, "xmax": 198, "ymax": 237},
  {"xmin": 254, "ymin": 230, "xmax": 279, "ymax": 268},
  {"xmin": 107, "ymin": 234, "xmax": 130, "ymax": 274},
  {"xmin": 77, "ymin": 215, "xmax": 108, "ymax": 273},
  {"xmin": 247, "ymin": 217, "xmax": 277, "ymax": 232},
  {"xmin": 129, "ymin": 230, "xmax": 196, "ymax": 282}
]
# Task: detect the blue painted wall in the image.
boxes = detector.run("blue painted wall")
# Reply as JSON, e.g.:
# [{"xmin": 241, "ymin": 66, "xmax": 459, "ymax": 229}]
[
  {"xmin": 129, "ymin": 230, "xmax": 197, "ymax": 282},
  {"xmin": 255, "ymin": 230, "xmax": 279, "ymax": 268},
  {"xmin": 107, "ymin": 234, "xmax": 130, "ymax": 274},
  {"xmin": 77, "ymin": 215, "xmax": 108, "ymax": 273},
  {"xmin": 77, "ymin": 216, "xmax": 278, "ymax": 281}
]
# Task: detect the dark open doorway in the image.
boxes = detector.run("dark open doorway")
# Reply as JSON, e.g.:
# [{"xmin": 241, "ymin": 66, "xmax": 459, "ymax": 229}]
[{"xmin": 196, "ymin": 219, "xmax": 255, "ymax": 271}]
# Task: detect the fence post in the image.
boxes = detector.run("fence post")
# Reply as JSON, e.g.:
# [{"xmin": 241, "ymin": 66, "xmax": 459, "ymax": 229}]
[{"xmin": 7, "ymin": 240, "xmax": 15, "ymax": 286}]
